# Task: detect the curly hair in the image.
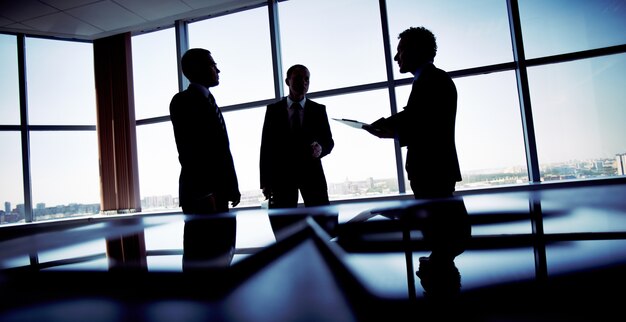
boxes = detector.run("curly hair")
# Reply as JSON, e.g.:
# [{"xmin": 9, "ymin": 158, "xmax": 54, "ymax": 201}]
[{"xmin": 398, "ymin": 26, "xmax": 438, "ymax": 63}]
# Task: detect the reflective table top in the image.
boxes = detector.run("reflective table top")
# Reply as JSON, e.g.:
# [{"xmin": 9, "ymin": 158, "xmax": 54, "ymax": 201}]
[{"xmin": 1, "ymin": 180, "xmax": 625, "ymax": 321}]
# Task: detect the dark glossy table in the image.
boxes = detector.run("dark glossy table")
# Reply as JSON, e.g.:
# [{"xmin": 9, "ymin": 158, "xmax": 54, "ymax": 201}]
[{"xmin": 1, "ymin": 180, "xmax": 625, "ymax": 321}]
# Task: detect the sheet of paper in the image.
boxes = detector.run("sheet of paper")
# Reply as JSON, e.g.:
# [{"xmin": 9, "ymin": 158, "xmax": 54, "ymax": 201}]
[{"xmin": 332, "ymin": 118, "xmax": 369, "ymax": 129}]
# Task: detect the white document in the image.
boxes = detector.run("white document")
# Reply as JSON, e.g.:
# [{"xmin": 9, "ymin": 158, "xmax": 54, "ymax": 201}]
[{"xmin": 332, "ymin": 118, "xmax": 369, "ymax": 129}]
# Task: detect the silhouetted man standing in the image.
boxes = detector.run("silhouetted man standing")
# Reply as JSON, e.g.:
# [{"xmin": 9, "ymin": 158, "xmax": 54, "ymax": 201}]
[
  {"xmin": 364, "ymin": 27, "xmax": 461, "ymax": 199},
  {"xmin": 260, "ymin": 64, "xmax": 334, "ymax": 208},
  {"xmin": 170, "ymin": 48, "xmax": 240, "ymax": 214}
]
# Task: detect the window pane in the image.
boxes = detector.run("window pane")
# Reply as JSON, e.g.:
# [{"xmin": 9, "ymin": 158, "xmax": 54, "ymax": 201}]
[
  {"xmin": 386, "ymin": 0, "xmax": 512, "ymax": 75},
  {"xmin": 0, "ymin": 132, "xmax": 24, "ymax": 225},
  {"xmin": 0, "ymin": 34, "xmax": 19, "ymax": 125},
  {"xmin": 30, "ymin": 131, "xmax": 100, "ymax": 222},
  {"xmin": 395, "ymin": 71, "xmax": 528, "ymax": 193},
  {"xmin": 132, "ymin": 28, "xmax": 178, "ymax": 120},
  {"xmin": 519, "ymin": 0, "xmax": 626, "ymax": 59},
  {"xmin": 279, "ymin": 0, "xmax": 387, "ymax": 91},
  {"xmin": 26, "ymin": 38, "xmax": 96, "ymax": 125},
  {"xmin": 188, "ymin": 7, "xmax": 274, "ymax": 106},
  {"xmin": 316, "ymin": 90, "xmax": 399, "ymax": 199},
  {"xmin": 454, "ymin": 72, "xmax": 528, "ymax": 188},
  {"xmin": 528, "ymin": 54, "xmax": 626, "ymax": 181},
  {"xmin": 222, "ymin": 107, "xmax": 266, "ymax": 207},
  {"xmin": 136, "ymin": 122, "xmax": 180, "ymax": 212}
]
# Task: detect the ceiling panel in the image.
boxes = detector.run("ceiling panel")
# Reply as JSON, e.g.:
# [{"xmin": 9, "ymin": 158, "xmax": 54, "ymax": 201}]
[
  {"xmin": 67, "ymin": 1, "xmax": 146, "ymax": 31},
  {"xmin": 40, "ymin": 0, "xmax": 101, "ymax": 11},
  {"xmin": 115, "ymin": 0, "xmax": 192, "ymax": 21},
  {"xmin": 23, "ymin": 11, "xmax": 102, "ymax": 36},
  {"xmin": 0, "ymin": 0, "xmax": 58, "ymax": 21},
  {"xmin": 0, "ymin": 0, "xmax": 269, "ymax": 41}
]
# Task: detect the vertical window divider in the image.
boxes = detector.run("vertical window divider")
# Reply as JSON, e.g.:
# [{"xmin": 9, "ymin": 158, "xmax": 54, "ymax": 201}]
[
  {"xmin": 379, "ymin": 0, "xmax": 406, "ymax": 193},
  {"xmin": 507, "ymin": 0, "xmax": 541, "ymax": 183},
  {"xmin": 17, "ymin": 34, "xmax": 33, "ymax": 223},
  {"xmin": 268, "ymin": 0, "xmax": 284, "ymax": 99},
  {"xmin": 175, "ymin": 20, "xmax": 189, "ymax": 92}
]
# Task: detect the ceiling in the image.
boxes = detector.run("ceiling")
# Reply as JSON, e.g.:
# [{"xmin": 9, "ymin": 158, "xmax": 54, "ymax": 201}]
[{"xmin": 0, "ymin": 0, "xmax": 266, "ymax": 41}]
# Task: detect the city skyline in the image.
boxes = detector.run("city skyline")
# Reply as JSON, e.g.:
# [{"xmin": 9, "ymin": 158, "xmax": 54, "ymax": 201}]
[{"xmin": 2, "ymin": 154, "xmax": 622, "ymax": 218}]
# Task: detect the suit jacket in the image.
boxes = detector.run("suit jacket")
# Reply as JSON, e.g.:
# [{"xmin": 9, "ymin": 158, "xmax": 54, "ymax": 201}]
[
  {"xmin": 384, "ymin": 63, "xmax": 461, "ymax": 183},
  {"xmin": 260, "ymin": 98, "xmax": 334, "ymax": 190},
  {"xmin": 169, "ymin": 86, "xmax": 240, "ymax": 208}
]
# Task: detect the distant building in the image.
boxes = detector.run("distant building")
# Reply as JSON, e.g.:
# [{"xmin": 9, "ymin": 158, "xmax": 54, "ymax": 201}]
[{"xmin": 617, "ymin": 153, "xmax": 626, "ymax": 175}]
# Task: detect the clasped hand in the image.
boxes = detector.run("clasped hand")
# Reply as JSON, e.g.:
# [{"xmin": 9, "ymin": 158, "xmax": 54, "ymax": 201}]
[{"xmin": 311, "ymin": 141, "xmax": 322, "ymax": 158}]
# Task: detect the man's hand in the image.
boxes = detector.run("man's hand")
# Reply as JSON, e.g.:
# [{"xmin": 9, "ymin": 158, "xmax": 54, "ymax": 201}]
[
  {"xmin": 231, "ymin": 194, "xmax": 241, "ymax": 207},
  {"xmin": 363, "ymin": 124, "xmax": 395, "ymax": 138},
  {"xmin": 262, "ymin": 187, "xmax": 271, "ymax": 200},
  {"xmin": 311, "ymin": 141, "xmax": 322, "ymax": 158}
]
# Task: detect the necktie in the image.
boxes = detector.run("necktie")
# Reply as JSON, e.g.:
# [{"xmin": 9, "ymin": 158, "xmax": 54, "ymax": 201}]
[
  {"xmin": 208, "ymin": 92, "xmax": 226, "ymax": 132},
  {"xmin": 291, "ymin": 102, "xmax": 302, "ymax": 134}
]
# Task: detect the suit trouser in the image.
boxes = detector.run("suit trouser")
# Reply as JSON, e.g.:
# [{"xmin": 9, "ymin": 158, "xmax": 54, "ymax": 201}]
[
  {"xmin": 269, "ymin": 185, "xmax": 329, "ymax": 209},
  {"xmin": 182, "ymin": 194, "xmax": 229, "ymax": 214},
  {"xmin": 410, "ymin": 179, "xmax": 456, "ymax": 199}
]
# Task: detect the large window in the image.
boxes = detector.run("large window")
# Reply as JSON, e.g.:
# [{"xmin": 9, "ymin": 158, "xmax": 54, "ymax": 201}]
[
  {"xmin": 454, "ymin": 72, "xmax": 529, "ymax": 188},
  {"xmin": 519, "ymin": 0, "xmax": 626, "ymax": 59},
  {"xmin": 0, "ymin": 132, "xmax": 23, "ymax": 224},
  {"xmin": 26, "ymin": 38, "xmax": 96, "ymax": 125},
  {"xmin": 136, "ymin": 122, "xmax": 180, "ymax": 211},
  {"xmin": 317, "ymin": 90, "xmax": 400, "ymax": 198},
  {"xmin": 222, "ymin": 107, "xmax": 267, "ymax": 206},
  {"xmin": 0, "ymin": 34, "xmax": 19, "ymax": 125},
  {"xmin": 528, "ymin": 54, "xmax": 626, "ymax": 181},
  {"xmin": 0, "ymin": 36, "xmax": 99, "ymax": 225},
  {"xmin": 395, "ymin": 70, "xmax": 529, "ymax": 194},
  {"xmin": 188, "ymin": 6, "xmax": 275, "ymax": 106},
  {"xmin": 132, "ymin": 28, "xmax": 181, "ymax": 212},
  {"xmin": 279, "ymin": 0, "xmax": 387, "ymax": 91},
  {"xmin": 279, "ymin": 0, "xmax": 398, "ymax": 199},
  {"xmin": 132, "ymin": 28, "xmax": 178, "ymax": 120},
  {"xmin": 25, "ymin": 37, "xmax": 100, "ymax": 221},
  {"xmin": 29, "ymin": 131, "xmax": 100, "ymax": 221},
  {"xmin": 386, "ymin": 0, "xmax": 512, "ymax": 75},
  {"xmin": 0, "ymin": 34, "xmax": 23, "ymax": 224},
  {"xmin": 2, "ymin": 0, "xmax": 625, "ymax": 225}
]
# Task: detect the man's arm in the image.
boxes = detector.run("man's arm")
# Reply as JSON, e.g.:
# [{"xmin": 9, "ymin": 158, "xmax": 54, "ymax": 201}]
[{"xmin": 363, "ymin": 117, "xmax": 395, "ymax": 139}]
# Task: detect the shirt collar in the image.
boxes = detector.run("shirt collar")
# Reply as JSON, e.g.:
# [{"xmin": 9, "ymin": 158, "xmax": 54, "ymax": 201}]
[
  {"xmin": 412, "ymin": 61, "xmax": 433, "ymax": 82},
  {"xmin": 287, "ymin": 96, "xmax": 306, "ymax": 109},
  {"xmin": 188, "ymin": 82, "xmax": 211, "ymax": 99}
]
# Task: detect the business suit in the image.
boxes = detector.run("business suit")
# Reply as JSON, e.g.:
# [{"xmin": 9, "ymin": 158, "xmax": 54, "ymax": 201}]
[
  {"xmin": 381, "ymin": 62, "xmax": 461, "ymax": 197},
  {"xmin": 170, "ymin": 84, "xmax": 240, "ymax": 213},
  {"xmin": 260, "ymin": 97, "xmax": 334, "ymax": 208}
]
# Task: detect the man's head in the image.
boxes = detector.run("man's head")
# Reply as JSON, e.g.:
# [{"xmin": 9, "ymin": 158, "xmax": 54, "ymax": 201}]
[
  {"xmin": 285, "ymin": 64, "xmax": 310, "ymax": 101},
  {"xmin": 394, "ymin": 26, "xmax": 437, "ymax": 74},
  {"xmin": 181, "ymin": 48, "xmax": 220, "ymax": 88}
]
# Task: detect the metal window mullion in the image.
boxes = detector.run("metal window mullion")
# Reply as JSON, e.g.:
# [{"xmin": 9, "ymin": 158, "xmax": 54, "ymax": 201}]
[
  {"xmin": 379, "ymin": 0, "xmax": 406, "ymax": 194},
  {"xmin": 268, "ymin": 0, "xmax": 284, "ymax": 99},
  {"xmin": 17, "ymin": 34, "xmax": 33, "ymax": 223},
  {"xmin": 175, "ymin": 20, "xmax": 189, "ymax": 92},
  {"xmin": 507, "ymin": 0, "xmax": 541, "ymax": 183}
]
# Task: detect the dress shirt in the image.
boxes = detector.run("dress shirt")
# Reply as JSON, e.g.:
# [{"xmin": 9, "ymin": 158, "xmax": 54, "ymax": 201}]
[{"xmin": 287, "ymin": 96, "xmax": 306, "ymax": 126}]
